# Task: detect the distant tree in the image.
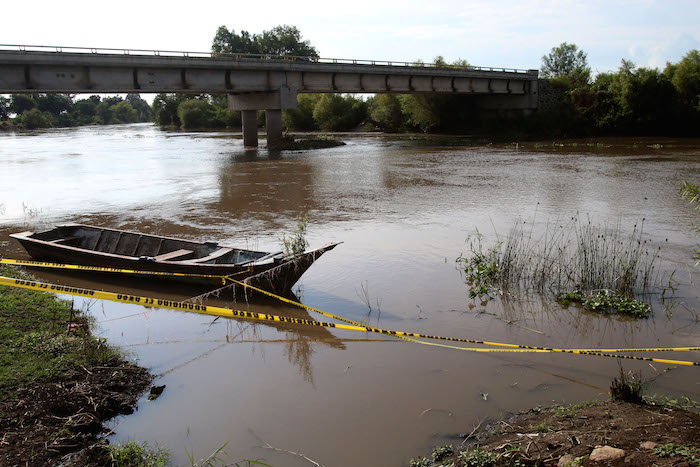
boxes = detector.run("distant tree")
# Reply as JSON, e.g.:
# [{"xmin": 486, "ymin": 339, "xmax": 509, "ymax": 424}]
[
  {"xmin": 212, "ymin": 24, "xmax": 318, "ymax": 57},
  {"xmin": 177, "ymin": 99, "xmax": 214, "ymax": 128},
  {"xmin": 34, "ymin": 94, "xmax": 74, "ymax": 115},
  {"xmin": 312, "ymin": 94, "xmax": 366, "ymax": 131},
  {"xmin": 10, "ymin": 94, "xmax": 37, "ymax": 115},
  {"xmin": 95, "ymin": 101, "xmax": 114, "ymax": 125},
  {"xmin": 541, "ymin": 42, "xmax": 591, "ymax": 87},
  {"xmin": 125, "ymin": 93, "xmax": 152, "ymax": 121},
  {"xmin": 212, "ymin": 26, "xmax": 259, "ymax": 54},
  {"xmin": 257, "ymin": 25, "xmax": 318, "ymax": 57},
  {"xmin": 112, "ymin": 101, "xmax": 139, "ymax": 123},
  {"xmin": 153, "ymin": 93, "xmax": 189, "ymax": 127},
  {"xmin": 0, "ymin": 96, "xmax": 9, "ymax": 120},
  {"xmin": 73, "ymin": 96, "xmax": 100, "ymax": 124},
  {"xmin": 670, "ymin": 49, "xmax": 700, "ymax": 110},
  {"xmin": 368, "ymin": 94, "xmax": 404, "ymax": 131},
  {"xmin": 283, "ymin": 93, "xmax": 320, "ymax": 131},
  {"xmin": 20, "ymin": 108, "xmax": 55, "ymax": 129}
]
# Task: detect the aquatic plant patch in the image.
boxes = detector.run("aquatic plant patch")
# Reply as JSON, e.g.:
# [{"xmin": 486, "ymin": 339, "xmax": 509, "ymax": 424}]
[
  {"xmin": 555, "ymin": 289, "xmax": 651, "ymax": 318},
  {"xmin": 458, "ymin": 216, "xmax": 662, "ymax": 316}
]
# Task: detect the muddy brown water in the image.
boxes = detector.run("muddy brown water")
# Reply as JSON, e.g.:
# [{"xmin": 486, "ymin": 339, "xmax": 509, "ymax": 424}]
[{"xmin": 1, "ymin": 124, "xmax": 699, "ymax": 466}]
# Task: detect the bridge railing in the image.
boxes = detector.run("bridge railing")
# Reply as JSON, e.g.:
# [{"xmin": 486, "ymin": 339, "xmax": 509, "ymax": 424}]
[{"xmin": 0, "ymin": 44, "xmax": 534, "ymax": 74}]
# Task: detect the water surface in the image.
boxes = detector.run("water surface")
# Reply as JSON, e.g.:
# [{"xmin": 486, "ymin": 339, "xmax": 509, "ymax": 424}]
[{"xmin": 1, "ymin": 125, "xmax": 699, "ymax": 466}]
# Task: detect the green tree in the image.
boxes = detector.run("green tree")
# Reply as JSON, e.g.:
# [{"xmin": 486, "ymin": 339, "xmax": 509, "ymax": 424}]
[
  {"xmin": 34, "ymin": 94, "xmax": 74, "ymax": 115},
  {"xmin": 125, "ymin": 93, "xmax": 152, "ymax": 121},
  {"xmin": 670, "ymin": 49, "xmax": 700, "ymax": 110},
  {"xmin": 177, "ymin": 99, "xmax": 214, "ymax": 128},
  {"xmin": 212, "ymin": 24, "xmax": 318, "ymax": 57},
  {"xmin": 212, "ymin": 26, "xmax": 259, "ymax": 54},
  {"xmin": 541, "ymin": 42, "xmax": 591, "ymax": 87},
  {"xmin": 20, "ymin": 108, "xmax": 55, "ymax": 129},
  {"xmin": 95, "ymin": 101, "xmax": 114, "ymax": 125},
  {"xmin": 112, "ymin": 101, "xmax": 139, "ymax": 123},
  {"xmin": 607, "ymin": 60, "xmax": 677, "ymax": 131},
  {"xmin": 153, "ymin": 93, "xmax": 188, "ymax": 127},
  {"xmin": 0, "ymin": 96, "xmax": 9, "ymax": 120},
  {"xmin": 312, "ymin": 94, "xmax": 366, "ymax": 131},
  {"xmin": 368, "ymin": 94, "xmax": 404, "ymax": 131},
  {"xmin": 257, "ymin": 25, "xmax": 318, "ymax": 57},
  {"xmin": 283, "ymin": 93, "xmax": 320, "ymax": 131},
  {"xmin": 10, "ymin": 94, "xmax": 37, "ymax": 115}
]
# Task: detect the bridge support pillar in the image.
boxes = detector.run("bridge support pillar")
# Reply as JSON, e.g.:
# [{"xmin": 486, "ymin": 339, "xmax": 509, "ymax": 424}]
[
  {"xmin": 241, "ymin": 110, "xmax": 259, "ymax": 148},
  {"xmin": 228, "ymin": 87, "xmax": 297, "ymax": 148},
  {"xmin": 265, "ymin": 109, "xmax": 283, "ymax": 147}
]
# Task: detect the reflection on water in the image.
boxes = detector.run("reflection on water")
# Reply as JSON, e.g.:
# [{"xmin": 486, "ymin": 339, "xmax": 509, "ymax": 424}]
[{"xmin": 1, "ymin": 125, "xmax": 699, "ymax": 466}]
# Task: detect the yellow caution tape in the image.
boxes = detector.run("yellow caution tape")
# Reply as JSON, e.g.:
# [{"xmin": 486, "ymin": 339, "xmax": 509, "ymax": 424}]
[
  {"xmin": 1, "ymin": 275, "xmax": 698, "ymax": 366},
  {"xmin": 0, "ymin": 258, "xmax": 249, "ymax": 284}
]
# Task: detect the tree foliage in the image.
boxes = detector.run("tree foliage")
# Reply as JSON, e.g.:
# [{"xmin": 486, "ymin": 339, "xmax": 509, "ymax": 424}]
[
  {"xmin": 541, "ymin": 42, "xmax": 591, "ymax": 86},
  {"xmin": 212, "ymin": 24, "xmax": 318, "ymax": 57},
  {"xmin": 312, "ymin": 94, "xmax": 366, "ymax": 131},
  {"xmin": 3, "ymin": 93, "xmax": 151, "ymax": 129},
  {"xmin": 0, "ymin": 96, "xmax": 9, "ymax": 121},
  {"xmin": 669, "ymin": 49, "xmax": 700, "ymax": 110}
]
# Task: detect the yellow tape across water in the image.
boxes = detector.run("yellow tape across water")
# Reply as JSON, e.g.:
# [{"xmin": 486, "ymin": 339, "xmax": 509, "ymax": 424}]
[{"xmin": 0, "ymin": 275, "xmax": 698, "ymax": 367}]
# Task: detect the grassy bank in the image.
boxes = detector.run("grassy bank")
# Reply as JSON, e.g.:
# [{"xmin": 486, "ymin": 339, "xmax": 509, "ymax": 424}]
[{"xmin": 0, "ymin": 265, "xmax": 152, "ymax": 465}]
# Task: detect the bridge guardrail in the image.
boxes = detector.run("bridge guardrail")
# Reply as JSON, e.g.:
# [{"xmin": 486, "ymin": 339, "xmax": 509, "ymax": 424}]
[{"xmin": 0, "ymin": 44, "xmax": 534, "ymax": 74}]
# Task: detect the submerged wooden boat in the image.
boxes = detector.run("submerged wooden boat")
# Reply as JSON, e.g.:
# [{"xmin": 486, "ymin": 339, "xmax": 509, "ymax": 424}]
[{"xmin": 10, "ymin": 224, "xmax": 339, "ymax": 294}]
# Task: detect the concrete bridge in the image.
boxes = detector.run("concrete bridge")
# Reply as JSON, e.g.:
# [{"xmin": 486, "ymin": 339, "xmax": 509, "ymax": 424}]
[{"xmin": 0, "ymin": 45, "xmax": 539, "ymax": 147}]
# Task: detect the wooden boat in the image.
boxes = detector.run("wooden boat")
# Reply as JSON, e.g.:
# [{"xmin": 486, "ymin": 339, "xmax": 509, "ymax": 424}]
[{"xmin": 10, "ymin": 224, "xmax": 339, "ymax": 294}]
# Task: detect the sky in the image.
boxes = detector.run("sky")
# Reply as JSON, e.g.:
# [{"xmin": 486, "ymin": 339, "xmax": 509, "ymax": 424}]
[{"xmin": 2, "ymin": 0, "xmax": 699, "ymax": 74}]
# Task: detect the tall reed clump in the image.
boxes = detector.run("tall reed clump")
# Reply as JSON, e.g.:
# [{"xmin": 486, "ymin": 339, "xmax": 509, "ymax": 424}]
[{"xmin": 459, "ymin": 216, "xmax": 663, "ymax": 317}]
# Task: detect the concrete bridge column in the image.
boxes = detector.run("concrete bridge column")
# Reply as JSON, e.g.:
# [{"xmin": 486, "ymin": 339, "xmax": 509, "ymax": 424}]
[
  {"xmin": 265, "ymin": 110, "xmax": 283, "ymax": 147},
  {"xmin": 241, "ymin": 110, "xmax": 259, "ymax": 148},
  {"xmin": 228, "ymin": 87, "xmax": 297, "ymax": 148}
]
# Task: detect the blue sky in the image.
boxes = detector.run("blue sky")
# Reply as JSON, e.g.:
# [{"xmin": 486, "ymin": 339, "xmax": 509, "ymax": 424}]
[{"xmin": 3, "ymin": 0, "xmax": 699, "ymax": 74}]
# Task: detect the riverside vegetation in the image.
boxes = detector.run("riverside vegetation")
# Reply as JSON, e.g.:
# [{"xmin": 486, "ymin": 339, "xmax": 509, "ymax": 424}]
[
  {"xmin": 0, "ymin": 265, "xmax": 152, "ymax": 465},
  {"xmin": 458, "ymin": 216, "xmax": 662, "ymax": 317}
]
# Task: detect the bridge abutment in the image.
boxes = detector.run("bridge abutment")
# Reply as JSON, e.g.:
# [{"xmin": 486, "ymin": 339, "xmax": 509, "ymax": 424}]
[{"xmin": 228, "ymin": 87, "xmax": 298, "ymax": 148}]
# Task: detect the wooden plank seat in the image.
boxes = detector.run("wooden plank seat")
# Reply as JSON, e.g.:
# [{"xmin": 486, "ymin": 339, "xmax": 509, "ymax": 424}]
[
  {"xmin": 183, "ymin": 248, "xmax": 233, "ymax": 264},
  {"xmin": 154, "ymin": 249, "xmax": 194, "ymax": 261}
]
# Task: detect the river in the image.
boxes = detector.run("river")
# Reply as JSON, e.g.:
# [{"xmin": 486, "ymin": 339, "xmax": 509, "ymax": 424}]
[{"xmin": 1, "ymin": 124, "xmax": 698, "ymax": 466}]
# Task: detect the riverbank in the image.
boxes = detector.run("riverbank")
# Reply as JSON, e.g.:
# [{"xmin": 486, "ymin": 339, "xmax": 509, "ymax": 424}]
[
  {"xmin": 0, "ymin": 266, "xmax": 152, "ymax": 465},
  {"xmin": 411, "ymin": 397, "xmax": 700, "ymax": 466}
]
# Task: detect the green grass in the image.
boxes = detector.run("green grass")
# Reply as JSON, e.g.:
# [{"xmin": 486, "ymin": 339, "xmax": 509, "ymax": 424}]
[
  {"xmin": 109, "ymin": 441, "xmax": 171, "ymax": 467},
  {"xmin": 654, "ymin": 443, "xmax": 700, "ymax": 463},
  {"xmin": 0, "ymin": 265, "xmax": 124, "ymax": 398}
]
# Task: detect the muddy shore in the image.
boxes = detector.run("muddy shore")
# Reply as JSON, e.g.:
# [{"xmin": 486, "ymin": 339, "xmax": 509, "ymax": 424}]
[{"xmin": 412, "ymin": 399, "xmax": 700, "ymax": 466}]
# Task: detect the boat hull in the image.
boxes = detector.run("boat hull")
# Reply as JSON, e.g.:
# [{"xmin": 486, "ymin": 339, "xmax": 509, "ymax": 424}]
[{"xmin": 10, "ymin": 225, "xmax": 339, "ymax": 294}]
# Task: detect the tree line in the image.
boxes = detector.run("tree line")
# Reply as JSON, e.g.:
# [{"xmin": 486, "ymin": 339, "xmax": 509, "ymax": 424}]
[
  {"xmin": 0, "ymin": 93, "xmax": 152, "ymax": 130},
  {"xmin": 530, "ymin": 43, "xmax": 700, "ymax": 136}
]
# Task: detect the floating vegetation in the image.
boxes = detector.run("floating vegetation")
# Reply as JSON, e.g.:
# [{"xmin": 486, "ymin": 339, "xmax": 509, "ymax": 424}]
[
  {"xmin": 555, "ymin": 289, "xmax": 651, "ymax": 318},
  {"xmin": 458, "ymin": 216, "xmax": 664, "ymax": 317}
]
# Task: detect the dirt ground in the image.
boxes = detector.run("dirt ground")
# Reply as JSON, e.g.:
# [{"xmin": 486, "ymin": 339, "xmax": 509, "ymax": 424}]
[
  {"xmin": 426, "ymin": 400, "xmax": 700, "ymax": 466},
  {"xmin": 0, "ymin": 363, "xmax": 151, "ymax": 466}
]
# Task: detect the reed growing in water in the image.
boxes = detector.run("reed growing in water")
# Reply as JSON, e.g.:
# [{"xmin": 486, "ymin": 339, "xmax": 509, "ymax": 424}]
[{"xmin": 459, "ymin": 216, "xmax": 663, "ymax": 317}]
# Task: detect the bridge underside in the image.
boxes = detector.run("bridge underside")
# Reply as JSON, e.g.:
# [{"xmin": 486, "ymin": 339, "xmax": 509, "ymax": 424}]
[{"xmin": 0, "ymin": 51, "xmax": 539, "ymax": 147}]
